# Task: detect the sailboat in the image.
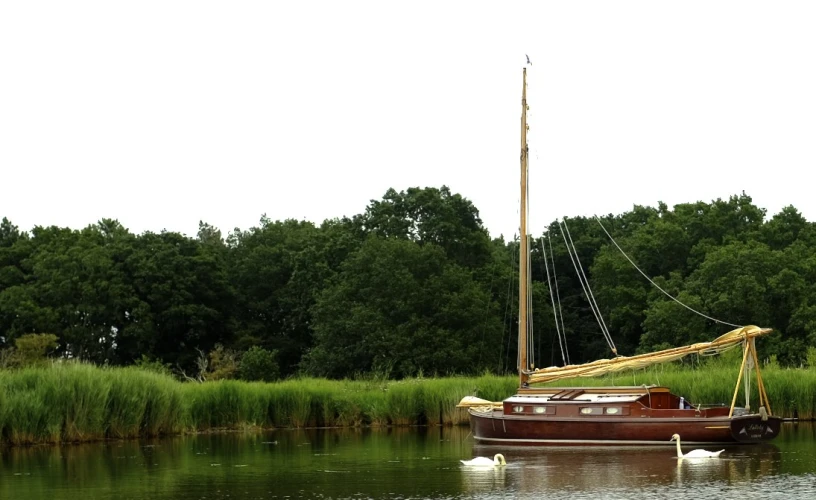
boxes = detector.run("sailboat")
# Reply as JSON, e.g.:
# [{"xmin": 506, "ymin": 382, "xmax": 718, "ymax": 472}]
[{"xmin": 456, "ymin": 64, "xmax": 782, "ymax": 445}]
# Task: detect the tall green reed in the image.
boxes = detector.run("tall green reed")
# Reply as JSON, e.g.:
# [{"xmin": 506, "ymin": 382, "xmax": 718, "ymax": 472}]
[
  {"xmin": 1, "ymin": 365, "xmax": 64, "ymax": 444},
  {"xmin": 420, "ymin": 377, "xmax": 481, "ymax": 425},
  {"xmin": 1, "ymin": 359, "xmax": 813, "ymax": 447},
  {"xmin": 59, "ymin": 362, "xmax": 110, "ymax": 442},
  {"xmin": 0, "ymin": 378, "xmax": 6, "ymax": 437},
  {"xmin": 105, "ymin": 367, "xmax": 151, "ymax": 438}
]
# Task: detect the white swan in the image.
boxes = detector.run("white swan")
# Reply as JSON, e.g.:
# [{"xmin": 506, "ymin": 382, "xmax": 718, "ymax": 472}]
[
  {"xmin": 670, "ymin": 434, "xmax": 724, "ymax": 458},
  {"xmin": 460, "ymin": 453, "xmax": 507, "ymax": 466}
]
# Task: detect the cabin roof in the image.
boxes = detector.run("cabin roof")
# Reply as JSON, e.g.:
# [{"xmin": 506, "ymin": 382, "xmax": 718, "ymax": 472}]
[
  {"xmin": 507, "ymin": 393, "xmax": 645, "ymax": 404},
  {"xmin": 507, "ymin": 385, "xmax": 670, "ymax": 403}
]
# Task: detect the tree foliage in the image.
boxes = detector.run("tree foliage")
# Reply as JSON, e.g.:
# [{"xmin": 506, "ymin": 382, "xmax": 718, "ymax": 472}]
[
  {"xmin": 1, "ymin": 189, "xmax": 815, "ymax": 378},
  {"xmin": 239, "ymin": 346, "xmax": 280, "ymax": 382},
  {"xmin": 302, "ymin": 236, "xmax": 501, "ymax": 378}
]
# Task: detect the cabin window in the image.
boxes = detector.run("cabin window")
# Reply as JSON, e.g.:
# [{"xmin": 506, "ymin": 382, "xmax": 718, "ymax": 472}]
[
  {"xmin": 513, "ymin": 405, "xmax": 525, "ymax": 413},
  {"xmin": 605, "ymin": 407, "xmax": 620, "ymax": 415},
  {"xmin": 580, "ymin": 407, "xmax": 603, "ymax": 415},
  {"xmin": 534, "ymin": 406, "xmax": 546, "ymax": 414}
]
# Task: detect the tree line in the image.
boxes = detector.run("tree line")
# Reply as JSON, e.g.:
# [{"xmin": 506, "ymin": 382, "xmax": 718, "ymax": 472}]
[{"xmin": 1, "ymin": 187, "xmax": 814, "ymax": 380}]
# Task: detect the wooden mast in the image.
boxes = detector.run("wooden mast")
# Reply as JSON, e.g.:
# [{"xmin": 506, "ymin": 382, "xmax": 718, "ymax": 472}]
[{"xmin": 519, "ymin": 67, "xmax": 530, "ymax": 386}]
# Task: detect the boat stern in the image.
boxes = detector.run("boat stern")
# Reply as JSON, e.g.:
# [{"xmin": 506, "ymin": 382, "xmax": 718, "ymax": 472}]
[{"xmin": 730, "ymin": 415, "xmax": 783, "ymax": 442}]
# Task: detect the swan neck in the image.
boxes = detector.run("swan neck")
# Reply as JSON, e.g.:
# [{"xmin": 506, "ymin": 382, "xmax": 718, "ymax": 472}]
[{"xmin": 675, "ymin": 438, "xmax": 683, "ymax": 458}]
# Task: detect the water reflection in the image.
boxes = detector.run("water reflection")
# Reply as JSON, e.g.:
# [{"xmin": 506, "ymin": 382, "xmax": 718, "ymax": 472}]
[
  {"xmin": 460, "ymin": 462, "xmax": 508, "ymax": 493},
  {"xmin": 672, "ymin": 445, "xmax": 780, "ymax": 487},
  {"xmin": 464, "ymin": 440, "xmax": 783, "ymax": 496},
  {"xmin": 0, "ymin": 423, "xmax": 813, "ymax": 499}
]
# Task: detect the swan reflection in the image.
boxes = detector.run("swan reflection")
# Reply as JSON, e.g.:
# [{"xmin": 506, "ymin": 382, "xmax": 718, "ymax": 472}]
[
  {"xmin": 461, "ymin": 461, "xmax": 508, "ymax": 492},
  {"xmin": 462, "ymin": 443, "xmax": 780, "ymax": 495}
]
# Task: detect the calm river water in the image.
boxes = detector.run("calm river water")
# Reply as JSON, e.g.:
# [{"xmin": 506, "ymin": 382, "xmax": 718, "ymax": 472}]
[{"xmin": 2, "ymin": 422, "xmax": 815, "ymax": 499}]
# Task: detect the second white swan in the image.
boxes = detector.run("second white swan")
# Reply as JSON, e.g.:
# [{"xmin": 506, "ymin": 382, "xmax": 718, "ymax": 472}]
[
  {"xmin": 460, "ymin": 453, "xmax": 507, "ymax": 466},
  {"xmin": 670, "ymin": 434, "xmax": 724, "ymax": 458}
]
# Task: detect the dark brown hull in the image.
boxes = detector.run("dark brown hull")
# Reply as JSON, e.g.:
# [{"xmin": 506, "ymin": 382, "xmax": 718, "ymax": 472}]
[{"xmin": 468, "ymin": 409, "xmax": 782, "ymax": 445}]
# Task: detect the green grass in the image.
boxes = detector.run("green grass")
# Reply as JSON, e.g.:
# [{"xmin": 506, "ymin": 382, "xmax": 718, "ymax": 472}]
[
  {"xmin": 105, "ymin": 368, "xmax": 152, "ymax": 438},
  {"xmin": 1, "ymin": 359, "xmax": 814, "ymax": 446}
]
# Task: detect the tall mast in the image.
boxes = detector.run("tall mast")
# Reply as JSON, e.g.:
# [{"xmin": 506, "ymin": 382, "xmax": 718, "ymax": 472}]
[{"xmin": 519, "ymin": 67, "xmax": 530, "ymax": 386}]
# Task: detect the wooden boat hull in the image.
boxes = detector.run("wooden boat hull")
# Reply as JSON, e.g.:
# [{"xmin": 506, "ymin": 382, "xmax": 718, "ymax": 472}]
[{"xmin": 468, "ymin": 409, "xmax": 782, "ymax": 445}]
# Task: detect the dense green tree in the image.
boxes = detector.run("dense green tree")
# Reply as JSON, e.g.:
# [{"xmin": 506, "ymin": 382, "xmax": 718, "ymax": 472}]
[
  {"xmin": 0, "ymin": 220, "xmax": 35, "ymax": 347},
  {"xmin": 0, "ymin": 220, "xmax": 30, "ymax": 341},
  {"xmin": 227, "ymin": 218, "xmax": 339, "ymax": 376},
  {"xmin": 303, "ymin": 236, "xmax": 502, "ymax": 378},
  {"xmin": 116, "ymin": 230, "xmax": 234, "ymax": 369},
  {"xmin": 360, "ymin": 186, "xmax": 493, "ymax": 269},
  {"xmin": 671, "ymin": 193, "xmax": 766, "ymax": 269},
  {"xmin": 0, "ymin": 218, "xmax": 23, "ymax": 248},
  {"xmin": 684, "ymin": 240, "xmax": 778, "ymax": 328},
  {"xmin": 639, "ymin": 288, "xmax": 709, "ymax": 352},
  {"xmin": 197, "ymin": 221, "xmax": 225, "ymax": 247},
  {"xmin": 31, "ymin": 222, "xmax": 136, "ymax": 362},
  {"xmin": 1, "ymin": 189, "xmax": 815, "ymax": 376},
  {"xmin": 759, "ymin": 206, "xmax": 814, "ymax": 250}
]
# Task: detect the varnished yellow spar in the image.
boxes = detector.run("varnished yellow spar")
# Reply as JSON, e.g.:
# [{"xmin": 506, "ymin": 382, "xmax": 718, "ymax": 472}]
[{"xmin": 525, "ymin": 325, "xmax": 771, "ymax": 384}]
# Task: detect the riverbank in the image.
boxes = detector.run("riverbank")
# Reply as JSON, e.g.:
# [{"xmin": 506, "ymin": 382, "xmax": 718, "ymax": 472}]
[{"xmin": 1, "ymin": 361, "xmax": 813, "ymax": 445}]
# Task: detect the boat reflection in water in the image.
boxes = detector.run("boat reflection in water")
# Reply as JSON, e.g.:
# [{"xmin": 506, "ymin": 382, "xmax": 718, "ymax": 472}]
[{"xmin": 461, "ymin": 443, "xmax": 781, "ymax": 496}]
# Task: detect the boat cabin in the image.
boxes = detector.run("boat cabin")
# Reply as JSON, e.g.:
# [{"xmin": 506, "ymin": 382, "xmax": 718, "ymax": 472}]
[{"xmin": 502, "ymin": 386, "xmax": 730, "ymax": 419}]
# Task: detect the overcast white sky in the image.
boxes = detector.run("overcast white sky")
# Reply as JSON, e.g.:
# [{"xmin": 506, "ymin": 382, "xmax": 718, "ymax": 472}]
[{"xmin": 1, "ymin": 1, "xmax": 814, "ymax": 239}]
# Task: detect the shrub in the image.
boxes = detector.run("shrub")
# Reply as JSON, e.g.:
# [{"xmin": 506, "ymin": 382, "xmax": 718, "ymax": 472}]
[
  {"xmin": 239, "ymin": 347, "xmax": 279, "ymax": 382},
  {"xmin": 12, "ymin": 333, "xmax": 59, "ymax": 367}
]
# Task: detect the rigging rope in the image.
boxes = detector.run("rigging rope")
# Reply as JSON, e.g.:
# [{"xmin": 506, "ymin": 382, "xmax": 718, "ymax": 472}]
[
  {"xmin": 527, "ymin": 235, "xmax": 534, "ymax": 369},
  {"xmin": 560, "ymin": 219, "xmax": 618, "ymax": 355},
  {"xmin": 593, "ymin": 216, "xmax": 743, "ymax": 328},
  {"xmin": 502, "ymin": 238, "xmax": 518, "ymax": 373},
  {"xmin": 745, "ymin": 342, "xmax": 754, "ymax": 410},
  {"xmin": 542, "ymin": 236, "xmax": 568, "ymax": 366},
  {"xmin": 548, "ymin": 235, "xmax": 570, "ymax": 365}
]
